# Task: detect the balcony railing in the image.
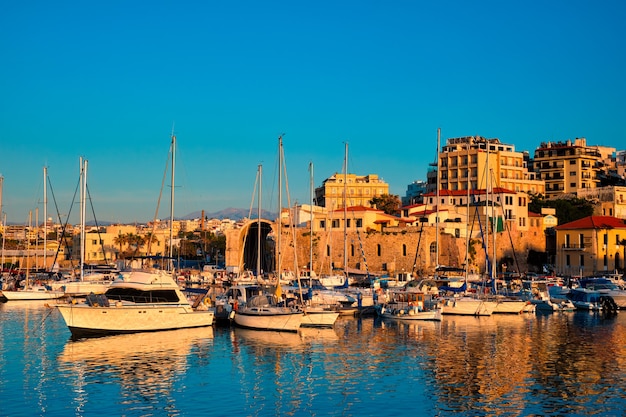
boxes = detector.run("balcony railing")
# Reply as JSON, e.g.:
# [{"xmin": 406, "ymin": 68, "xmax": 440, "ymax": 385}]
[{"xmin": 562, "ymin": 243, "xmax": 586, "ymax": 250}]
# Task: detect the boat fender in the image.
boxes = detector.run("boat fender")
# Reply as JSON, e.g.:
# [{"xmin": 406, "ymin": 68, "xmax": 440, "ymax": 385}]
[
  {"xmin": 204, "ymin": 297, "xmax": 211, "ymax": 306},
  {"xmin": 229, "ymin": 311, "xmax": 236, "ymax": 320},
  {"xmin": 380, "ymin": 306, "xmax": 385, "ymax": 315},
  {"xmin": 233, "ymin": 301, "xmax": 239, "ymax": 312}
]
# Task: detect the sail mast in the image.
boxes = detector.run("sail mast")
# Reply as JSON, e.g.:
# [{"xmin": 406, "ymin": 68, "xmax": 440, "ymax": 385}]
[
  {"xmin": 169, "ymin": 133, "xmax": 176, "ymax": 264},
  {"xmin": 257, "ymin": 163, "xmax": 262, "ymax": 280},
  {"xmin": 80, "ymin": 158, "xmax": 87, "ymax": 281},
  {"xmin": 43, "ymin": 167, "xmax": 47, "ymax": 272},
  {"xmin": 436, "ymin": 128, "xmax": 440, "ymax": 272},
  {"xmin": 343, "ymin": 142, "xmax": 348, "ymax": 280},
  {"xmin": 309, "ymin": 161, "xmax": 314, "ymax": 275}
]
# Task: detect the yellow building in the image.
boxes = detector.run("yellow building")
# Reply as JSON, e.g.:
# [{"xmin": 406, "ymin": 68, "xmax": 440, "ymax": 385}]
[
  {"xmin": 577, "ymin": 186, "xmax": 626, "ymax": 220},
  {"xmin": 533, "ymin": 138, "xmax": 616, "ymax": 198},
  {"xmin": 438, "ymin": 136, "xmax": 544, "ymax": 195},
  {"xmin": 315, "ymin": 173, "xmax": 389, "ymax": 209},
  {"xmin": 554, "ymin": 215, "xmax": 626, "ymax": 277}
]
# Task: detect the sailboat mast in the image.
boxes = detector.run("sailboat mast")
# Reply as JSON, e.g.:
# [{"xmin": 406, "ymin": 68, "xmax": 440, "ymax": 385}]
[
  {"xmin": 465, "ymin": 143, "xmax": 470, "ymax": 287},
  {"xmin": 435, "ymin": 128, "xmax": 440, "ymax": 272},
  {"xmin": 169, "ymin": 134, "xmax": 176, "ymax": 262},
  {"xmin": 43, "ymin": 167, "xmax": 47, "ymax": 272},
  {"xmin": 277, "ymin": 136, "xmax": 283, "ymax": 280},
  {"xmin": 309, "ymin": 161, "xmax": 314, "ymax": 275},
  {"xmin": 258, "ymin": 163, "xmax": 262, "ymax": 279},
  {"xmin": 343, "ymin": 142, "xmax": 348, "ymax": 279},
  {"xmin": 485, "ymin": 140, "xmax": 490, "ymax": 281},
  {"xmin": 80, "ymin": 158, "xmax": 87, "ymax": 281}
]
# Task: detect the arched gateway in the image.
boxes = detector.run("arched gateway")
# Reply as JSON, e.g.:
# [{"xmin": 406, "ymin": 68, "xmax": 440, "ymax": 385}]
[{"xmin": 229, "ymin": 219, "xmax": 276, "ymax": 277}]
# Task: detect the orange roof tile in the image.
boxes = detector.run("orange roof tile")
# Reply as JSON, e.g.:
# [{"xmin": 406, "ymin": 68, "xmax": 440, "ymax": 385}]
[{"xmin": 555, "ymin": 216, "xmax": 626, "ymax": 230}]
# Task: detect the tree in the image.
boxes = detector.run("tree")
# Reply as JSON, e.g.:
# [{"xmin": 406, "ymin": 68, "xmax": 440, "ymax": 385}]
[
  {"xmin": 529, "ymin": 193, "xmax": 595, "ymax": 225},
  {"xmin": 370, "ymin": 194, "xmax": 401, "ymax": 215}
]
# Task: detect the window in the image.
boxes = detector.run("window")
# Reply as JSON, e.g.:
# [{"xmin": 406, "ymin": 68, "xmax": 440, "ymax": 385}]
[
  {"xmin": 565, "ymin": 234, "xmax": 570, "ymax": 248},
  {"xmin": 356, "ymin": 219, "xmax": 362, "ymax": 228},
  {"xmin": 430, "ymin": 242, "xmax": 436, "ymax": 253},
  {"xmin": 351, "ymin": 244, "xmax": 355, "ymax": 257},
  {"xmin": 604, "ymin": 234, "xmax": 608, "ymax": 245},
  {"xmin": 377, "ymin": 244, "xmax": 382, "ymax": 257},
  {"xmin": 579, "ymin": 233, "xmax": 584, "ymax": 248},
  {"xmin": 402, "ymin": 244, "xmax": 407, "ymax": 256},
  {"xmin": 566, "ymin": 254, "xmax": 570, "ymax": 267},
  {"xmin": 332, "ymin": 219, "xmax": 340, "ymax": 228},
  {"xmin": 319, "ymin": 220, "xmax": 326, "ymax": 229},
  {"xmin": 326, "ymin": 245, "xmax": 331, "ymax": 256},
  {"xmin": 346, "ymin": 219, "xmax": 351, "ymax": 228},
  {"xmin": 580, "ymin": 254, "xmax": 585, "ymax": 267}
]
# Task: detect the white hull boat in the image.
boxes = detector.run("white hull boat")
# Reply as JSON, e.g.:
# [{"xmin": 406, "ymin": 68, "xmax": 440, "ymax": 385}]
[
  {"xmin": 56, "ymin": 269, "xmax": 214, "ymax": 338},
  {"xmin": 441, "ymin": 296, "xmax": 494, "ymax": 316},
  {"xmin": 233, "ymin": 294, "xmax": 303, "ymax": 332},
  {"xmin": 301, "ymin": 306, "xmax": 339, "ymax": 327},
  {"xmin": 2, "ymin": 285, "xmax": 65, "ymax": 301}
]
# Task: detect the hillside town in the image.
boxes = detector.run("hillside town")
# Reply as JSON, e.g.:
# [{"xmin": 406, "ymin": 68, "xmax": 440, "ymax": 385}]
[{"xmin": 2, "ymin": 134, "xmax": 625, "ymax": 283}]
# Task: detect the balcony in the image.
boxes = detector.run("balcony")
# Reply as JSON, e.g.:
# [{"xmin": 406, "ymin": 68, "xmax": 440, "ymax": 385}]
[{"xmin": 562, "ymin": 243, "xmax": 586, "ymax": 251}]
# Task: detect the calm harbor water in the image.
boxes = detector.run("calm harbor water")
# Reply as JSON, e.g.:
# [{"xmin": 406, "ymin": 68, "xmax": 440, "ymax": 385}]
[{"xmin": 1, "ymin": 301, "xmax": 625, "ymax": 417}]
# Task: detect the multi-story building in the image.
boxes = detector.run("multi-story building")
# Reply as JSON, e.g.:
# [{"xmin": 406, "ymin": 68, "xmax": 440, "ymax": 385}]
[
  {"xmin": 402, "ymin": 180, "xmax": 428, "ymax": 205},
  {"xmin": 554, "ymin": 215, "xmax": 626, "ymax": 277},
  {"xmin": 434, "ymin": 136, "xmax": 544, "ymax": 195},
  {"xmin": 314, "ymin": 173, "xmax": 389, "ymax": 210},
  {"xmin": 577, "ymin": 186, "xmax": 626, "ymax": 220},
  {"xmin": 533, "ymin": 137, "xmax": 616, "ymax": 198}
]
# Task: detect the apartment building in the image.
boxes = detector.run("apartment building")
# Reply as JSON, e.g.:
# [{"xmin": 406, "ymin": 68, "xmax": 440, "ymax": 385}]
[
  {"xmin": 433, "ymin": 136, "xmax": 544, "ymax": 195},
  {"xmin": 533, "ymin": 138, "xmax": 616, "ymax": 198},
  {"xmin": 314, "ymin": 173, "xmax": 389, "ymax": 210},
  {"xmin": 554, "ymin": 215, "xmax": 626, "ymax": 277}
]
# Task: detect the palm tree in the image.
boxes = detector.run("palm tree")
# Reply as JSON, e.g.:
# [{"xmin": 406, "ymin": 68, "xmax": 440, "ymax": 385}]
[{"xmin": 113, "ymin": 234, "xmax": 128, "ymax": 258}]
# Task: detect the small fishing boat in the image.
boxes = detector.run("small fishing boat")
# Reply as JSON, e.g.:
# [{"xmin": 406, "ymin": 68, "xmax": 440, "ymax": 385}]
[{"xmin": 376, "ymin": 289, "xmax": 442, "ymax": 321}]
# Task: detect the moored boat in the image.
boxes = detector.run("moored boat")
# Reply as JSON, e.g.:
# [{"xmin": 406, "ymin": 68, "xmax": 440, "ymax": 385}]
[
  {"xmin": 56, "ymin": 269, "xmax": 214, "ymax": 338},
  {"xmin": 233, "ymin": 293, "xmax": 303, "ymax": 332},
  {"xmin": 376, "ymin": 289, "xmax": 442, "ymax": 321}
]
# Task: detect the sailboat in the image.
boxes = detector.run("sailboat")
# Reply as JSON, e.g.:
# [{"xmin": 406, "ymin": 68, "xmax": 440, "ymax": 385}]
[
  {"xmin": 50, "ymin": 159, "xmax": 113, "ymax": 296},
  {"xmin": 56, "ymin": 133, "xmax": 214, "ymax": 338},
  {"xmin": 233, "ymin": 148, "xmax": 303, "ymax": 332},
  {"xmin": 3, "ymin": 172, "xmax": 65, "ymax": 301},
  {"xmin": 296, "ymin": 161, "xmax": 340, "ymax": 328},
  {"xmin": 432, "ymin": 130, "xmax": 494, "ymax": 316}
]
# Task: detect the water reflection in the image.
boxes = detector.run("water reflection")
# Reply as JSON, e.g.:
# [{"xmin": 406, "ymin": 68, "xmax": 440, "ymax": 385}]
[
  {"xmin": 58, "ymin": 327, "xmax": 214, "ymax": 414},
  {"xmin": 2, "ymin": 302, "xmax": 625, "ymax": 416}
]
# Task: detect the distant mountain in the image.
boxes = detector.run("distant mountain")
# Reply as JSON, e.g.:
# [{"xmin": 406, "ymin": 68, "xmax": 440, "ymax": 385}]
[{"xmin": 182, "ymin": 207, "xmax": 277, "ymax": 221}]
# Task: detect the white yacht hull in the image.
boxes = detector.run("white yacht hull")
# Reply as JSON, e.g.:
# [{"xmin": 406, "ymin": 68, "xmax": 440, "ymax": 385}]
[
  {"xmin": 493, "ymin": 300, "xmax": 533, "ymax": 314},
  {"xmin": 234, "ymin": 308, "xmax": 303, "ymax": 332},
  {"xmin": 441, "ymin": 297, "xmax": 494, "ymax": 316},
  {"xmin": 56, "ymin": 302, "xmax": 214, "ymax": 337},
  {"xmin": 301, "ymin": 308, "xmax": 339, "ymax": 327},
  {"xmin": 2, "ymin": 288, "xmax": 65, "ymax": 301},
  {"xmin": 378, "ymin": 306, "xmax": 442, "ymax": 321}
]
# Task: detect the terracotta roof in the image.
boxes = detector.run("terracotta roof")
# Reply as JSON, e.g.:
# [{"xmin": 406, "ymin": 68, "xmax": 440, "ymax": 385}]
[
  {"xmin": 528, "ymin": 211, "xmax": 543, "ymax": 217},
  {"xmin": 555, "ymin": 216, "xmax": 626, "ymax": 230}
]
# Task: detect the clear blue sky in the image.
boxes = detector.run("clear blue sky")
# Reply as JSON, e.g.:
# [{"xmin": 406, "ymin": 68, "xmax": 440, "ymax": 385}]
[{"xmin": 1, "ymin": 0, "xmax": 625, "ymax": 224}]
